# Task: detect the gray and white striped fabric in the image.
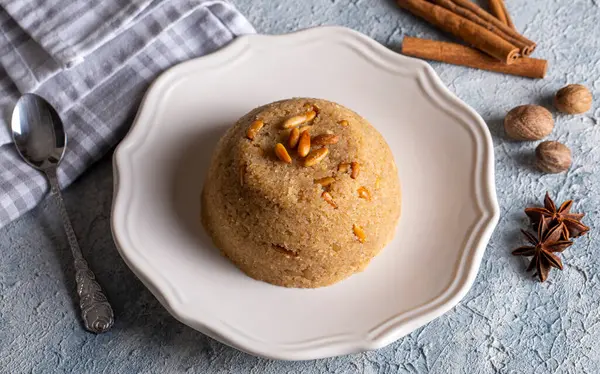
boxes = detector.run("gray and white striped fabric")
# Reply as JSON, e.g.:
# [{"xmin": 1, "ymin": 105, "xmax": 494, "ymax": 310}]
[{"xmin": 0, "ymin": 0, "xmax": 254, "ymax": 228}]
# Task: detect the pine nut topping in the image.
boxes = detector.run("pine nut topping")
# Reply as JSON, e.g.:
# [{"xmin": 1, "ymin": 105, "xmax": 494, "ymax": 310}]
[
  {"xmin": 275, "ymin": 143, "xmax": 292, "ymax": 163},
  {"xmin": 297, "ymin": 129, "xmax": 311, "ymax": 157},
  {"xmin": 304, "ymin": 147, "xmax": 329, "ymax": 167},
  {"xmin": 246, "ymin": 120, "xmax": 264, "ymax": 140}
]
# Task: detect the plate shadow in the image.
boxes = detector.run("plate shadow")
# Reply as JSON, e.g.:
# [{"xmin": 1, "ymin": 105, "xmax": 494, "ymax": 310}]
[{"xmin": 166, "ymin": 124, "xmax": 230, "ymax": 257}]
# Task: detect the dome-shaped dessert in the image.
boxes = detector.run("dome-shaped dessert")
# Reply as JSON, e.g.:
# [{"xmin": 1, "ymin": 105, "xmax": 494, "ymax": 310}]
[{"xmin": 202, "ymin": 98, "xmax": 401, "ymax": 288}]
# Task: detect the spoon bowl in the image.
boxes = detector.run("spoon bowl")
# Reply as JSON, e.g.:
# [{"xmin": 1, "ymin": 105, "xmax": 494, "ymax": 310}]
[{"xmin": 11, "ymin": 93, "xmax": 66, "ymax": 170}]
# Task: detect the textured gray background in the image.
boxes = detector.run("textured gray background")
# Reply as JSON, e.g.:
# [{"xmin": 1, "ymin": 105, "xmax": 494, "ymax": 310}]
[{"xmin": 2, "ymin": 0, "xmax": 600, "ymax": 373}]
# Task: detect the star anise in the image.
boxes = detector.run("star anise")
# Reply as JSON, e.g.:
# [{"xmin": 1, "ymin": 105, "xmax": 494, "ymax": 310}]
[
  {"xmin": 525, "ymin": 192, "xmax": 589, "ymax": 240},
  {"xmin": 512, "ymin": 217, "xmax": 573, "ymax": 282}
]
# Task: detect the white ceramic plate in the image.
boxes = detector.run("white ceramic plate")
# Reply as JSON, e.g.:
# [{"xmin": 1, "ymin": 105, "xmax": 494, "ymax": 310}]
[{"xmin": 112, "ymin": 26, "xmax": 499, "ymax": 360}]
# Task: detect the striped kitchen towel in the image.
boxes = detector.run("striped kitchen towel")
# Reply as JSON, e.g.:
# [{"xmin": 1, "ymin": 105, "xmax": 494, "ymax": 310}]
[{"xmin": 0, "ymin": 0, "xmax": 255, "ymax": 227}]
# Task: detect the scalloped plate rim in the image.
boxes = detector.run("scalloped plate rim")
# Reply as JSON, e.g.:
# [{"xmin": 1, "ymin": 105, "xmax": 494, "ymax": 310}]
[{"xmin": 111, "ymin": 26, "xmax": 500, "ymax": 360}]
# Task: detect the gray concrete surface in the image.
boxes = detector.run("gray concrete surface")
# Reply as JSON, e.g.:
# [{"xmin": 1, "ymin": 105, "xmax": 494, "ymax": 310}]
[{"xmin": 2, "ymin": 0, "xmax": 600, "ymax": 372}]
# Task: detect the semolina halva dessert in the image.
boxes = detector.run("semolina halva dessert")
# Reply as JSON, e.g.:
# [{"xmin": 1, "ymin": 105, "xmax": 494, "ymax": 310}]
[{"xmin": 202, "ymin": 98, "xmax": 401, "ymax": 288}]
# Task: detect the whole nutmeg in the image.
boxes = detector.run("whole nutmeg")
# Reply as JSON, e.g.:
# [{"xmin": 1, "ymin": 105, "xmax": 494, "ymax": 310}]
[
  {"xmin": 535, "ymin": 141, "xmax": 572, "ymax": 173},
  {"xmin": 554, "ymin": 84, "xmax": 593, "ymax": 114},
  {"xmin": 504, "ymin": 105, "xmax": 554, "ymax": 141}
]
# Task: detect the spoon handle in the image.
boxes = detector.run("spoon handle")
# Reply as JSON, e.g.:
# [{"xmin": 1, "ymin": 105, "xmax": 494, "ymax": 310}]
[{"xmin": 45, "ymin": 167, "xmax": 114, "ymax": 334}]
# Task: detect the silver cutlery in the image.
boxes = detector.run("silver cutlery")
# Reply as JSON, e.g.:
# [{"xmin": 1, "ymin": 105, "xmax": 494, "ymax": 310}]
[{"xmin": 11, "ymin": 93, "xmax": 114, "ymax": 333}]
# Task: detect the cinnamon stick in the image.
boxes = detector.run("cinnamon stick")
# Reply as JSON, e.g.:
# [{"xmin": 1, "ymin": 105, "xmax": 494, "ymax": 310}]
[
  {"xmin": 430, "ymin": 0, "xmax": 530, "ymax": 55},
  {"xmin": 397, "ymin": 0, "xmax": 519, "ymax": 64},
  {"xmin": 402, "ymin": 37, "xmax": 547, "ymax": 79},
  {"xmin": 488, "ymin": 0, "xmax": 508, "ymax": 25},
  {"xmin": 442, "ymin": 0, "xmax": 533, "ymax": 55},
  {"xmin": 498, "ymin": 0, "xmax": 516, "ymax": 30}
]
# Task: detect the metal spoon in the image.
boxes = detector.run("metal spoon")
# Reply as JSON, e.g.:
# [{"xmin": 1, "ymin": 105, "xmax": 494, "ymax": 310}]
[{"xmin": 11, "ymin": 93, "xmax": 114, "ymax": 334}]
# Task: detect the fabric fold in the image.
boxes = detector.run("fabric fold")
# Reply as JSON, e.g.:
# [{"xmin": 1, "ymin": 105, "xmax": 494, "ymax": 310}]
[{"xmin": 0, "ymin": 0, "xmax": 155, "ymax": 66}]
